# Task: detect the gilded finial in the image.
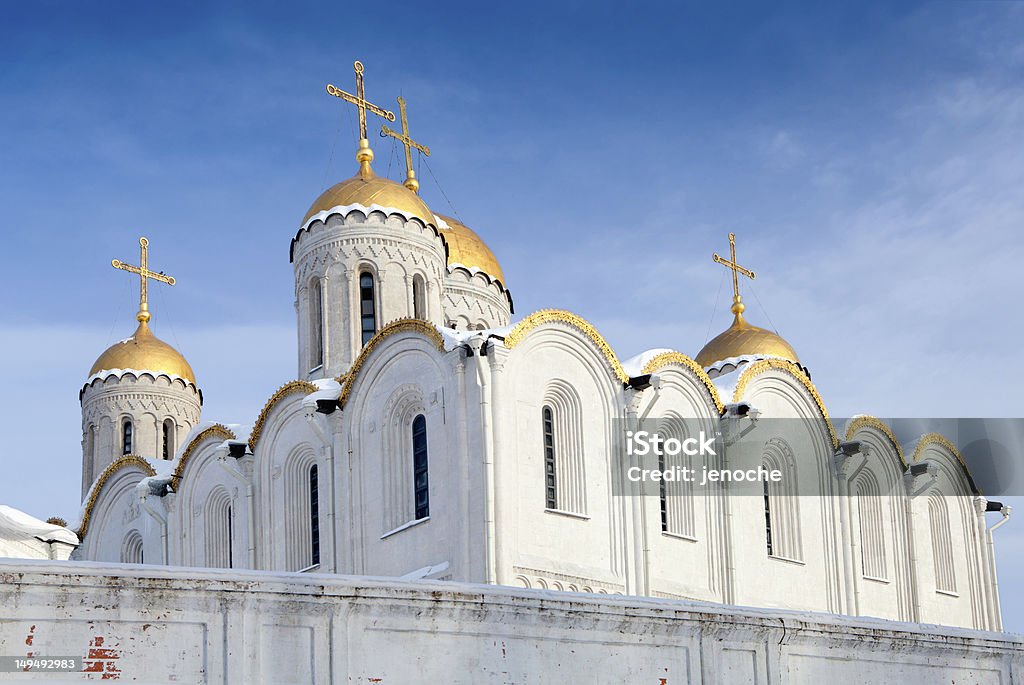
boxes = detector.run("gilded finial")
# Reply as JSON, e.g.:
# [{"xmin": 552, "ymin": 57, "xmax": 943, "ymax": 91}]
[
  {"xmin": 712, "ymin": 232, "xmax": 756, "ymax": 325},
  {"xmin": 111, "ymin": 236, "xmax": 176, "ymax": 323},
  {"xmin": 325, "ymin": 60, "xmax": 395, "ymax": 173},
  {"xmin": 381, "ymin": 96, "xmax": 431, "ymax": 193}
]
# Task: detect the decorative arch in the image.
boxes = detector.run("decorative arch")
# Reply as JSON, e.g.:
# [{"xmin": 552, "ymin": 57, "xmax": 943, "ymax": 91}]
[
  {"xmin": 78, "ymin": 455, "xmax": 156, "ymax": 539},
  {"xmin": 381, "ymin": 384, "xmax": 429, "ymax": 531},
  {"xmin": 845, "ymin": 416, "xmax": 907, "ymax": 468},
  {"xmin": 542, "ymin": 380, "xmax": 587, "ymax": 515},
  {"xmin": 762, "ymin": 437, "xmax": 802, "ymax": 561},
  {"xmin": 173, "ymin": 424, "xmax": 237, "ymax": 491},
  {"xmin": 504, "ymin": 310, "xmax": 629, "ymax": 384},
  {"xmin": 640, "ymin": 351, "xmax": 725, "ymax": 413},
  {"xmin": 337, "ymin": 318, "xmax": 446, "ymax": 409},
  {"xmin": 911, "ymin": 433, "xmax": 978, "ymax": 492},
  {"xmin": 203, "ymin": 487, "xmax": 233, "ymax": 569},
  {"xmin": 852, "ymin": 469, "xmax": 887, "ymax": 580},
  {"xmin": 734, "ymin": 358, "xmax": 838, "ymax": 447},
  {"xmin": 121, "ymin": 530, "xmax": 144, "ymax": 564},
  {"xmin": 657, "ymin": 410, "xmax": 696, "ymax": 539},
  {"xmin": 283, "ymin": 447, "xmax": 319, "ymax": 572},
  {"xmin": 248, "ymin": 381, "xmax": 319, "ymax": 450}
]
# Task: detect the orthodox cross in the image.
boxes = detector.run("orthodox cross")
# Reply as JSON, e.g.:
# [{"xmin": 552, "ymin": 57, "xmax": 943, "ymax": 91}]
[
  {"xmin": 112, "ymin": 237, "xmax": 176, "ymax": 323},
  {"xmin": 381, "ymin": 96, "xmax": 431, "ymax": 192},
  {"xmin": 326, "ymin": 60, "xmax": 396, "ymax": 142},
  {"xmin": 713, "ymin": 232, "xmax": 756, "ymax": 318}
]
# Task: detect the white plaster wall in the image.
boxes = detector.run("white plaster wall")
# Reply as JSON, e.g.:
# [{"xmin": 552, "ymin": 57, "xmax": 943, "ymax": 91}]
[
  {"xmin": 0, "ymin": 561, "xmax": 1019, "ymax": 684},
  {"xmin": 442, "ymin": 268, "xmax": 511, "ymax": 330}
]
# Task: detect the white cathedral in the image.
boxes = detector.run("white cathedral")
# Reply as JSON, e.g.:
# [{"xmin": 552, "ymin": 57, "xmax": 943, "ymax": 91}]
[{"xmin": 62, "ymin": 61, "xmax": 1010, "ymax": 639}]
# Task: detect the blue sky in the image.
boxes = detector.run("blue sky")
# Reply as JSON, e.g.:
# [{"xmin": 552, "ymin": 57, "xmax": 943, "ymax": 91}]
[{"xmin": 1, "ymin": 1, "xmax": 1023, "ymax": 629}]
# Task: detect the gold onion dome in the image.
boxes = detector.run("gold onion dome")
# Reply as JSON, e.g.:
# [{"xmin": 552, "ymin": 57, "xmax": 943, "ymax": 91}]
[
  {"xmin": 302, "ymin": 144, "xmax": 434, "ymax": 227},
  {"xmin": 89, "ymin": 319, "xmax": 196, "ymax": 384},
  {"xmin": 695, "ymin": 297, "xmax": 799, "ymax": 368},
  {"xmin": 436, "ymin": 214, "xmax": 505, "ymax": 284}
]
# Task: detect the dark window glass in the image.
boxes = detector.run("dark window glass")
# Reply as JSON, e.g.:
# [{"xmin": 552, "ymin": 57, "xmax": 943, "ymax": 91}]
[
  {"xmin": 310, "ymin": 279, "xmax": 324, "ymax": 368},
  {"xmin": 122, "ymin": 421, "xmax": 133, "ymax": 455},
  {"xmin": 360, "ymin": 272, "xmax": 376, "ymax": 346},
  {"xmin": 162, "ymin": 421, "xmax": 171, "ymax": 460},
  {"xmin": 543, "ymin": 407, "xmax": 557, "ymax": 510},
  {"xmin": 412, "ymin": 415, "xmax": 429, "ymax": 520},
  {"xmin": 310, "ymin": 465, "xmax": 320, "ymax": 566},
  {"xmin": 658, "ymin": 443, "xmax": 668, "ymax": 532},
  {"xmin": 763, "ymin": 479, "xmax": 774, "ymax": 556},
  {"xmin": 227, "ymin": 504, "xmax": 234, "ymax": 569}
]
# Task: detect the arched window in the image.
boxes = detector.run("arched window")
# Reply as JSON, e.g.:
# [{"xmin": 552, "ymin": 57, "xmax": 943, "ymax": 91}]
[
  {"xmin": 412, "ymin": 274, "xmax": 426, "ymax": 319},
  {"xmin": 309, "ymin": 465, "xmax": 320, "ymax": 566},
  {"xmin": 762, "ymin": 438, "xmax": 801, "ymax": 560},
  {"xmin": 360, "ymin": 272, "xmax": 376, "ymax": 346},
  {"xmin": 542, "ymin": 406, "xmax": 557, "ymax": 509},
  {"xmin": 204, "ymin": 488, "xmax": 233, "ymax": 568},
  {"xmin": 855, "ymin": 474, "xmax": 887, "ymax": 580},
  {"xmin": 929, "ymin": 496, "xmax": 956, "ymax": 593},
  {"xmin": 310, "ymin": 277, "xmax": 324, "ymax": 369},
  {"xmin": 541, "ymin": 382, "xmax": 586, "ymax": 515},
  {"xmin": 412, "ymin": 415, "xmax": 429, "ymax": 520},
  {"xmin": 122, "ymin": 420, "xmax": 133, "ymax": 455},
  {"xmin": 85, "ymin": 424, "xmax": 96, "ymax": 462},
  {"xmin": 658, "ymin": 415, "xmax": 696, "ymax": 538},
  {"xmin": 162, "ymin": 419, "xmax": 175, "ymax": 460},
  {"xmin": 121, "ymin": 530, "xmax": 143, "ymax": 564}
]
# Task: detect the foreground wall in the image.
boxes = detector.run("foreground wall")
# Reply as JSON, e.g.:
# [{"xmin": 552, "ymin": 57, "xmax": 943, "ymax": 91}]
[{"xmin": 0, "ymin": 561, "xmax": 1020, "ymax": 684}]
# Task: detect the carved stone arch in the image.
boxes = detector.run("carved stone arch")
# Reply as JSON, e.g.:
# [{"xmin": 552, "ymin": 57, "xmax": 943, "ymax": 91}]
[
  {"xmin": 656, "ymin": 409, "xmax": 696, "ymax": 539},
  {"xmin": 542, "ymin": 379, "xmax": 587, "ymax": 515},
  {"xmin": 281, "ymin": 444, "xmax": 318, "ymax": 572},
  {"xmin": 381, "ymin": 384, "xmax": 427, "ymax": 531},
  {"xmin": 852, "ymin": 469, "xmax": 888, "ymax": 580},
  {"xmin": 121, "ymin": 529, "xmax": 144, "ymax": 564},
  {"xmin": 203, "ymin": 486, "xmax": 233, "ymax": 569},
  {"xmin": 762, "ymin": 437, "xmax": 802, "ymax": 561}
]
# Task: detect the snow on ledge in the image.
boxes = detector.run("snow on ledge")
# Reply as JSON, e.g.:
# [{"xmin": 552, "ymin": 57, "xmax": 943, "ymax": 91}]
[
  {"xmin": 300, "ymin": 203, "xmax": 431, "ymax": 231},
  {"xmin": 438, "ymin": 323, "xmax": 515, "ymax": 351}
]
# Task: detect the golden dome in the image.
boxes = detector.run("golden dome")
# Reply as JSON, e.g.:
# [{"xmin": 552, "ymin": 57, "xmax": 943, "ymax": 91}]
[
  {"xmin": 695, "ymin": 298, "xmax": 799, "ymax": 368},
  {"xmin": 436, "ymin": 214, "xmax": 505, "ymax": 283},
  {"xmin": 89, "ymin": 320, "xmax": 196, "ymax": 383},
  {"xmin": 302, "ymin": 156, "xmax": 434, "ymax": 226}
]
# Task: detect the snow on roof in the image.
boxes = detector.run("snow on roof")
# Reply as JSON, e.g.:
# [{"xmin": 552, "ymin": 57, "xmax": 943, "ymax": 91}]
[
  {"xmin": 438, "ymin": 323, "xmax": 516, "ymax": 352},
  {"xmin": 620, "ymin": 349, "xmax": 675, "ymax": 378},
  {"xmin": 301, "ymin": 203, "xmax": 431, "ymax": 232},
  {"xmin": 83, "ymin": 367, "xmax": 194, "ymax": 387},
  {"xmin": 303, "ymin": 378, "xmax": 343, "ymax": 406},
  {"xmin": 0, "ymin": 505, "xmax": 79, "ymax": 548}
]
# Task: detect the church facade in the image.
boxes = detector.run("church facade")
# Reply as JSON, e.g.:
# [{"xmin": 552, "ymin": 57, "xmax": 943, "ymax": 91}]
[{"xmin": 73, "ymin": 61, "xmax": 1008, "ymax": 635}]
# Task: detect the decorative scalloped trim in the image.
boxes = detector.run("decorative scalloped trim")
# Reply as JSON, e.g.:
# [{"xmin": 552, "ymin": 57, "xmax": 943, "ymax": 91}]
[
  {"xmin": 446, "ymin": 263, "xmax": 507, "ymax": 292},
  {"xmin": 78, "ymin": 455, "xmax": 156, "ymax": 539},
  {"xmin": 248, "ymin": 381, "xmax": 319, "ymax": 451},
  {"xmin": 639, "ymin": 351, "xmax": 725, "ymax": 413},
  {"xmin": 844, "ymin": 416, "xmax": 907, "ymax": 468},
  {"xmin": 172, "ymin": 424, "xmax": 238, "ymax": 490},
  {"xmin": 290, "ymin": 204, "xmax": 442, "ymax": 263},
  {"xmin": 338, "ymin": 319, "xmax": 447, "ymax": 409},
  {"xmin": 732, "ymin": 358, "xmax": 838, "ymax": 447},
  {"xmin": 81, "ymin": 368, "xmax": 199, "ymax": 393},
  {"xmin": 503, "ymin": 309, "xmax": 629, "ymax": 384}
]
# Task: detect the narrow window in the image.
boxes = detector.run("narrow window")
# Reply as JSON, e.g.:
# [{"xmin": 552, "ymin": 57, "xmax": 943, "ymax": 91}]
[
  {"xmin": 360, "ymin": 272, "xmax": 376, "ymax": 346},
  {"xmin": 226, "ymin": 504, "xmax": 234, "ymax": 569},
  {"xmin": 122, "ymin": 420, "xmax": 133, "ymax": 455},
  {"xmin": 309, "ymin": 465, "xmax": 320, "ymax": 566},
  {"xmin": 412, "ymin": 415, "xmax": 429, "ymax": 520},
  {"xmin": 763, "ymin": 479, "xmax": 774, "ymax": 556},
  {"xmin": 658, "ymin": 443, "xmax": 668, "ymax": 532},
  {"xmin": 542, "ymin": 406, "xmax": 557, "ymax": 510},
  {"xmin": 86, "ymin": 424, "xmax": 96, "ymax": 462},
  {"xmin": 929, "ymin": 497, "xmax": 956, "ymax": 592},
  {"xmin": 310, "ymin": 278, "xmax": 324, "ymax": 369},
  {"xmin": 162, "ymin": 419, "xmax": 174, "ymax": 460},
  {"xmin": 412, "ymin": 275, "xmax": 426, "ymax": 319}
]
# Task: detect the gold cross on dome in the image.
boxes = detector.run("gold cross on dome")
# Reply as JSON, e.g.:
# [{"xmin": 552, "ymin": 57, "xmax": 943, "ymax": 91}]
[
  {"xmin": 112, "ymin": 236, "xmax": 176, "ymax": 323},
  {"xmin": 326, "ymin": 60, "xmax": 396, "ymax": 142},
  {"xmin": 713, "ymin": 232, "xmax": 755, "ymax": 317},
  {"xmin": 381, "ymin": 96, "xmax": 431, "ymax": 193}
]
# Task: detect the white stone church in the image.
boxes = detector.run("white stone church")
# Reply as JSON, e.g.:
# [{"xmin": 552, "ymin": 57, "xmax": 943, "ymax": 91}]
[{"xmin": 3, "ymin": 62, "xmax": 1020, "ymax": 683}]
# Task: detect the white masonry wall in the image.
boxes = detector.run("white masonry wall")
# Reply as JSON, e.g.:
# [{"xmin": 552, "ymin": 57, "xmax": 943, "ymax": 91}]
[{"xmin": 0, "ymin": 560, "xmax": 1020, "ymax": 684}]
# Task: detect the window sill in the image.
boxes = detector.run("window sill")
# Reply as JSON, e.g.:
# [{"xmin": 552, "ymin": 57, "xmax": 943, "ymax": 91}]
[
  {"xmin": 767, "ymin": 554, "xmax": 805, "ymax": 566},
  {"xmin": 544, "ymin": 508, "xmax": 590, "ymax": 521},
  {"xmin": 381, "ymin": 516, "xmax": 430, "ymax": 540},
  {"xmin": 863, "ymin": 574, "xmax": 890, "ymax": 585},
  {"xmin": 936, "ymin": 588, "xmax": 960, "ymax": 598},
  {"xmin": 307, "ymin": 364, "xmax": 323, "ymax": 375},
  {"xmin": 661, "ymin": 531, "xmax": 698, "ymax": 542},
  {"xmin": 297, "ymin": 563, "xmax": 320, "ymax": 573}
]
